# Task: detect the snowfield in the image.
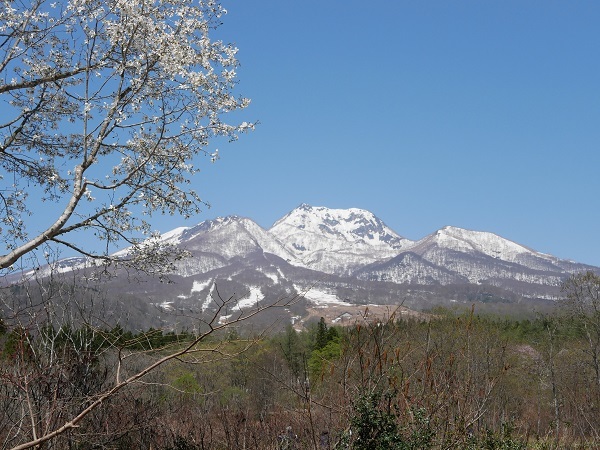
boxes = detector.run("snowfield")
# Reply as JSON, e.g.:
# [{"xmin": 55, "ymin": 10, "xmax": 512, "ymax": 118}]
[{"xmin": 294, "ymin": 285, "xmax": 351, "ymax": 307}]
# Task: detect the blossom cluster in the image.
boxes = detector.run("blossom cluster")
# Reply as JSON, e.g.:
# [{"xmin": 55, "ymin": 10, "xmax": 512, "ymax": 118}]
[{"xmin": 0, "ymin": 0, "xmax": 253, "ymax": 271}]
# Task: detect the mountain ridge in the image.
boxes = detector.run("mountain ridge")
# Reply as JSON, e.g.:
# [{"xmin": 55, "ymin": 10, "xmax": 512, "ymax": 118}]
[
  {"xmin": 6, "ymin": 204, "xmax": 598, "ymax": 331},
  {"xmin": 139, "ymin": 204, "xmax": 597, "ymax": 290},
  {"xmin": 148, "ymin": 204, "xmax": 597, "ymax": 296}
]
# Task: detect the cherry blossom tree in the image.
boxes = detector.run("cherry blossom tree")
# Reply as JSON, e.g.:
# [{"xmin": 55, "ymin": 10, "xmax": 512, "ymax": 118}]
[
  {"xmin": 0, "ymin": 0, "xmax": 253, "ymax": 274},
  {"xmin": 0, "ymin": 4, "xmax": 280, "ymax": 449}
]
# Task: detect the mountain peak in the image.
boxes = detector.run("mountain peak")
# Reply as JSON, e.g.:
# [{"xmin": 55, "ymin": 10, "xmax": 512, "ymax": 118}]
[
  {"xmin": 421, "ymin": 225, "xmax": 541, "ymax": 263},
  {"xmin": 270, "ymin": 204, "xmax": 413, "ymax": 274},
  {"xmin": 272, "ymin": 204, "xmax": 402, "ymax": 241}
]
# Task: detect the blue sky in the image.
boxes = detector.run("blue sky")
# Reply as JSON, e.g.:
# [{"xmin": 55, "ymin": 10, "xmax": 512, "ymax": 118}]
[{"xmin": 158, "ymin": 2, "xmax": 599, "ymax": 266}]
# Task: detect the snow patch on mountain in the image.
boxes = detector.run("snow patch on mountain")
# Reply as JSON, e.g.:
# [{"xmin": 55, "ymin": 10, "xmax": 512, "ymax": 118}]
[
  {"xmin": 264, "ymin": 271, "xmax": 279, "ymax": 284},
  {"xmin": 159, "ymin": 301, "xmax": 174, "ymax": 311},
  {"xmin": 201, "ymin": 282, "xmax": 216, "ymax": 313},
  {"xmin": 191, "ymin": 279, "xmax": 212, "ymax": 293},
  {"xmin": 219, "ymin": 286, "xmax": 263, "ymax": 323},
  {"xmin": 295, "ymin": 285, "xmax": 351, "ymax": 307}
]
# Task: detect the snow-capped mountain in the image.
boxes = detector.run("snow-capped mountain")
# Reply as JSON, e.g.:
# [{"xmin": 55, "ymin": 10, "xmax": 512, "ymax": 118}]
[
  {"xmin": 408, "ymin": 226, "xmax": 570, "ymax": 269},
  {"xmin": 355, "ymin": 225, "xmax": 594, "ymax": 300},
  {"xmin": 157, "ymin": 204, "xmax": 596, "ymax": 303},
  {"xmin": 152, "ymin": 215, "xmax": 300, "ymax": 277},
  {"xmin": 173, "ymin": 215, "xmax": 293, "ymax": 260},
  {"xmin": 270, "ymin": 204, "xmax": 414, "ymax": 274},
  {"xmin": 8, "ymin": 204, "xmax": 599, "ymax": 331}
]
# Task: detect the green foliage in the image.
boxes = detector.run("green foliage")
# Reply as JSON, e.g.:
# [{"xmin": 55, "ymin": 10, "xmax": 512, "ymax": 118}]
[
  {"xmin": 281, "ymin": 319, "xmax": 344, "ymax": 379},
  {"xmin": 309, "ymin": 339, "xmax": 341, "ymax": 377},
  {"xmin": 349, "ymin": 392, "xmax": 404, "ymax": 449},
  {"xmin": 479, "ymin": 424, "xmax": 527, "ymax": 450},
  {"xmin": 1, "ymin": 321, "xmax": 195, "ymax": 364},
  {"xmin": 307, "ymin": 318, "xmax": 343, "ymax": 378},
  {"xmin": 165, "ymin": 436, "xmax": 200, "ymax": 450},
  {"xmin": 339, "ymin": 392, "xmax": 433, "ymax": 450},
  {"xmin": 1, "ymin": 326, "xmax": 30, "ymax": 359},
  {"xmin": 106, "ymin": 324, "xmax": 193, "ymax": 350},
  {"xmin": 219, "ymin": 385, "xmax": 248, "ymax": 406},
  {"xmin": 172, "ymin": 371, "xmax": 202, "ymax": 397},
  {"xmin": 281, "ymin": 324, "xmax": 305, "ymax": 378},
  {"xmin": 315, "ymin": 317, "xmax": 329, "ymax": 350}
]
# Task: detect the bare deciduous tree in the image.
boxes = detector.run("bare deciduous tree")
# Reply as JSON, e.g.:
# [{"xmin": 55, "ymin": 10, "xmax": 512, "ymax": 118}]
[
  {"xmin": 562, "ymin": 272, "xmax": 600, "ymax": 391},
  {"xmin": 0, "ymin": 279, "xmax": 292, "ymax": 450}
]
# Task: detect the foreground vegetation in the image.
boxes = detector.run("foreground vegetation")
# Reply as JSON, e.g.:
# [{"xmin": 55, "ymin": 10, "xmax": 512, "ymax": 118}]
[{"xmin": 1, "ymin": 272, "xmax": 600, "ymax": 449}]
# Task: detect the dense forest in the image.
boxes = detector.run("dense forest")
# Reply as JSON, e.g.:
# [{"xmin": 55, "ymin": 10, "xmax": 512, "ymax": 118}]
[{"xmin": 1, "ymin": 272, "xmax": 600, "ymax": 449}]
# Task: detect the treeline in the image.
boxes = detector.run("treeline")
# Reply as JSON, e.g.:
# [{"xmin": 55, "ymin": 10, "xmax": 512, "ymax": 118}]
[
  {"xmin": 1, "ymin": 272, "xmax": 599, "ymax": 449},
  {"xmin": 0, "ymin": 322, "xmax": 195, "ymax": 358}
]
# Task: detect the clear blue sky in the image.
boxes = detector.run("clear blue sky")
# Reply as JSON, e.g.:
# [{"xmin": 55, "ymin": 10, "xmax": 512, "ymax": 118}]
[{"xmin": 161, "ymin": 2, "xmax": 600, "ymax": 266}]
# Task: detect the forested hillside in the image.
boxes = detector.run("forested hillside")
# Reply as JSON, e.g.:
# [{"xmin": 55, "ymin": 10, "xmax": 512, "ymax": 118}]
[{"xmin": 1, "ymin": 272, "xmax": 599, "ymax": 449}]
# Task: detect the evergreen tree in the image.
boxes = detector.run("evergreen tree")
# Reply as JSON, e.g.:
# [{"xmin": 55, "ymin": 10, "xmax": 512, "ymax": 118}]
[{"xmin": 315, "ymin": 317, "xmax": 329, "ymax": 350}]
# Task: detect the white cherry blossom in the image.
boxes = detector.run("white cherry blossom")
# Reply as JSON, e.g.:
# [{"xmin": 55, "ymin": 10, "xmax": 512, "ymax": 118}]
[{"xmin": 0, "ymin": 0, "xmax": 253, "ymax": 273}]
